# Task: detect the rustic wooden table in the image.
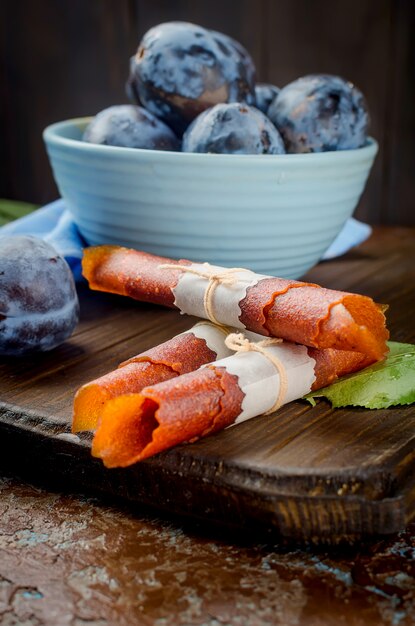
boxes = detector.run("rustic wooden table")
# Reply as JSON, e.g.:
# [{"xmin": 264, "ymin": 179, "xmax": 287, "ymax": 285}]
[{"xmin": 0, "ymin": 227, "xmax": 414, "ymax": 625}]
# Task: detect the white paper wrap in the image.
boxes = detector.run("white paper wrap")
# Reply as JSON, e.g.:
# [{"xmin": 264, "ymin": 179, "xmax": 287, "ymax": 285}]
[
  {"xmin": 171, "ymin": 263, "xmax": 268, "ymax": 328},
  {"xmin": 213, "ymin": 342, "xmax": 317, "ymax": 424},
  {"xmin": 182, "ymin": 322, "xmax": 233, "ymax": 361}
]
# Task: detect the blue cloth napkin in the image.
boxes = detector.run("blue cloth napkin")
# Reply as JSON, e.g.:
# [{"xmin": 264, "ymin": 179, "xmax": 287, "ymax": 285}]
[
  {"xmin": 0, "ymin": 199, "xmax": 372, "ymax": 280},
  {"xmin": 0, "ymin": 200, "xmax": 86, "ymax": 280}
]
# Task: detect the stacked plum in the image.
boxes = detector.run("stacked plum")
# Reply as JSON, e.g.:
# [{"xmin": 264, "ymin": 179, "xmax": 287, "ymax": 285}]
[{"xmin": 84, "ymin": 21, "xmax": 369, "ymax": 156}]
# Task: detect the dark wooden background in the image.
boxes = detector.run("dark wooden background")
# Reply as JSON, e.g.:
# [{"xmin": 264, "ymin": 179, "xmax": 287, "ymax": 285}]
[{"xmin": 1, "ymin": 0, "xmax": 414, "ymax": 225}]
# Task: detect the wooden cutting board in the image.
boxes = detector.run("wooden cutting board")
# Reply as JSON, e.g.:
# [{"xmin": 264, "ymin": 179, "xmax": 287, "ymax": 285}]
[{"xmin": 1, "ymin": 227, "xmax": 414, "ymax": 543}]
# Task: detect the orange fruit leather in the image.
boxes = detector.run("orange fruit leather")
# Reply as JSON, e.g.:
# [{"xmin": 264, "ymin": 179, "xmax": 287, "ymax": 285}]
[
  {"xmin": 92, "ymin": 367, "xmax": 244, "ymax": 468},
  {"xmin": 240, "ymin": 280, "xmax": 389, "ymax": 361},
  {"xmin": 83, "ymin": 246, "xmax": 389, "ymax": 359},
  {"xmin": 72, "ymin": 332, "xmax": 217, "ymax": 432}
]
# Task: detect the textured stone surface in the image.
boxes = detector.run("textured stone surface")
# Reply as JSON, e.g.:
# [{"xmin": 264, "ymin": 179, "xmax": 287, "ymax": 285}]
[{"xmin": 0, "ymin": 475, "xmax": 414, "ymax": 626}]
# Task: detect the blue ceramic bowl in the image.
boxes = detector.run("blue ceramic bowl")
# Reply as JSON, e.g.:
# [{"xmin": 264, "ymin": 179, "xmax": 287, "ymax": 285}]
[{"xmin": 44, "ymin": 117, "xmax": 378, "ymax": 278}]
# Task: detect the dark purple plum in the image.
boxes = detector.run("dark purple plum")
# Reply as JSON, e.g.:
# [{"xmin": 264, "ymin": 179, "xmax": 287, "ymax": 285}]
[
  {"xmin": 268, "ymin": 74, "xmax": 369, "ymax": 153},
  {"xmin": 127, "ymin": 22, "xmax": 256, "ymax": 135},
  {"xmin": 83, "ymin": 105, "xmax": 179, "ymax": 151},
  {"xmin": 182, "ymin": 103, "xmax": 285, "ymax": 155},
  {"xmin": 0, "ymin": 236, "xmax": 79, "ymax": 356},
  {"xmin": 209, "ymin": 30, "xmax": 257, "ymax": 98},
  {"xmin": 255, "ymin": 83, "xmax": 280, "ymax": 115}
]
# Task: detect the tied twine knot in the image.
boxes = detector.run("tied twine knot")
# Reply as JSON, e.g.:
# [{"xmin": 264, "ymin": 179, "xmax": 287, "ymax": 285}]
[
  {"xmin": 225, "ymin": 332, "xmax": 288, "ymax": 414},
  {"xmin": 159, "ymin": 263, "xmax": 252, "ymax": 326}
]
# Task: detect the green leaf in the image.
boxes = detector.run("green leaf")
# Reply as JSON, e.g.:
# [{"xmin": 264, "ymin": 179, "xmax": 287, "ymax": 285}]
[
  {"xmin": 304, "ymin": 342, "xmax": 415, "ymax": 409},
  {"xmin": 0, "ymin": 199, "xmax": 38, "ymax": 225}
]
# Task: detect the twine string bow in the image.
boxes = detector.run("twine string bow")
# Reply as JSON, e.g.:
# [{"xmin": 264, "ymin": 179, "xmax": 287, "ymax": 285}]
[
  {"xmin": 225, "ymin": 332, "xmax": 288, "ymax": 414},
  {"xmin": 159, "ymin": 263, "xmax": 252, "ymax": 326}
]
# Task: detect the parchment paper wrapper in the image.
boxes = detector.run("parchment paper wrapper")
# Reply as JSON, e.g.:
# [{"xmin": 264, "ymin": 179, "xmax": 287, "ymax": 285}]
[
  {"xmin": 216, "ymin": 342, "xmax": 316, "ymax": 424},
  {"xmin": 172, "ymin": 263, "xmax": 268, "ymax": 328}
]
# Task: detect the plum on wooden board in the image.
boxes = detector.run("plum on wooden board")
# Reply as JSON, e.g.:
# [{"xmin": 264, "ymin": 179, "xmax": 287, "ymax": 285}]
[
  {"xmin": 182, "ymin": 103, "xmax": 285, "ymax": 155},
  {"xmin": 83, "ymin": 105, "xmax": 179, "ymax": 151},
  {"xmin": 268, "ymin": 74, "xmax": 369, "ymax": 153},
  {"xmin": 0, "ymin": 236, "xmax": 79, "ymax": 356},
  {"xmin": 127, "ymin": 22, "xmax": 256, "ymax": 135}
]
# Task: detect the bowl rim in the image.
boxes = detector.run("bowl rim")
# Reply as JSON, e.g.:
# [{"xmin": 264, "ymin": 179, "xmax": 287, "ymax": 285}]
[{"xmin": 43, "ymin": 116, "xmax": 379, "ymax": 163}]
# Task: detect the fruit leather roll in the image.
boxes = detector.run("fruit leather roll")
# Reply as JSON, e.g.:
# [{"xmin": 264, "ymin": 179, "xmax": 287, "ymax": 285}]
[
  {"xmin": 72, "ymin": 322, "xmax": 232, "ymax": 432},
  {"xmin": 92, "ymin": 333, "xmax": 375, "ymax": 468},
  {"xmin": 83, "ymin": 247, "xmax": 389, "ymax": 360}
]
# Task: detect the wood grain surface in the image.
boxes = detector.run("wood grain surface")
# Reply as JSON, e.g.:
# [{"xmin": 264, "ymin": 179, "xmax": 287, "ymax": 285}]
[{"xmin": 0, "ymin": 227, "xmax": 414, "ymax": 544}]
